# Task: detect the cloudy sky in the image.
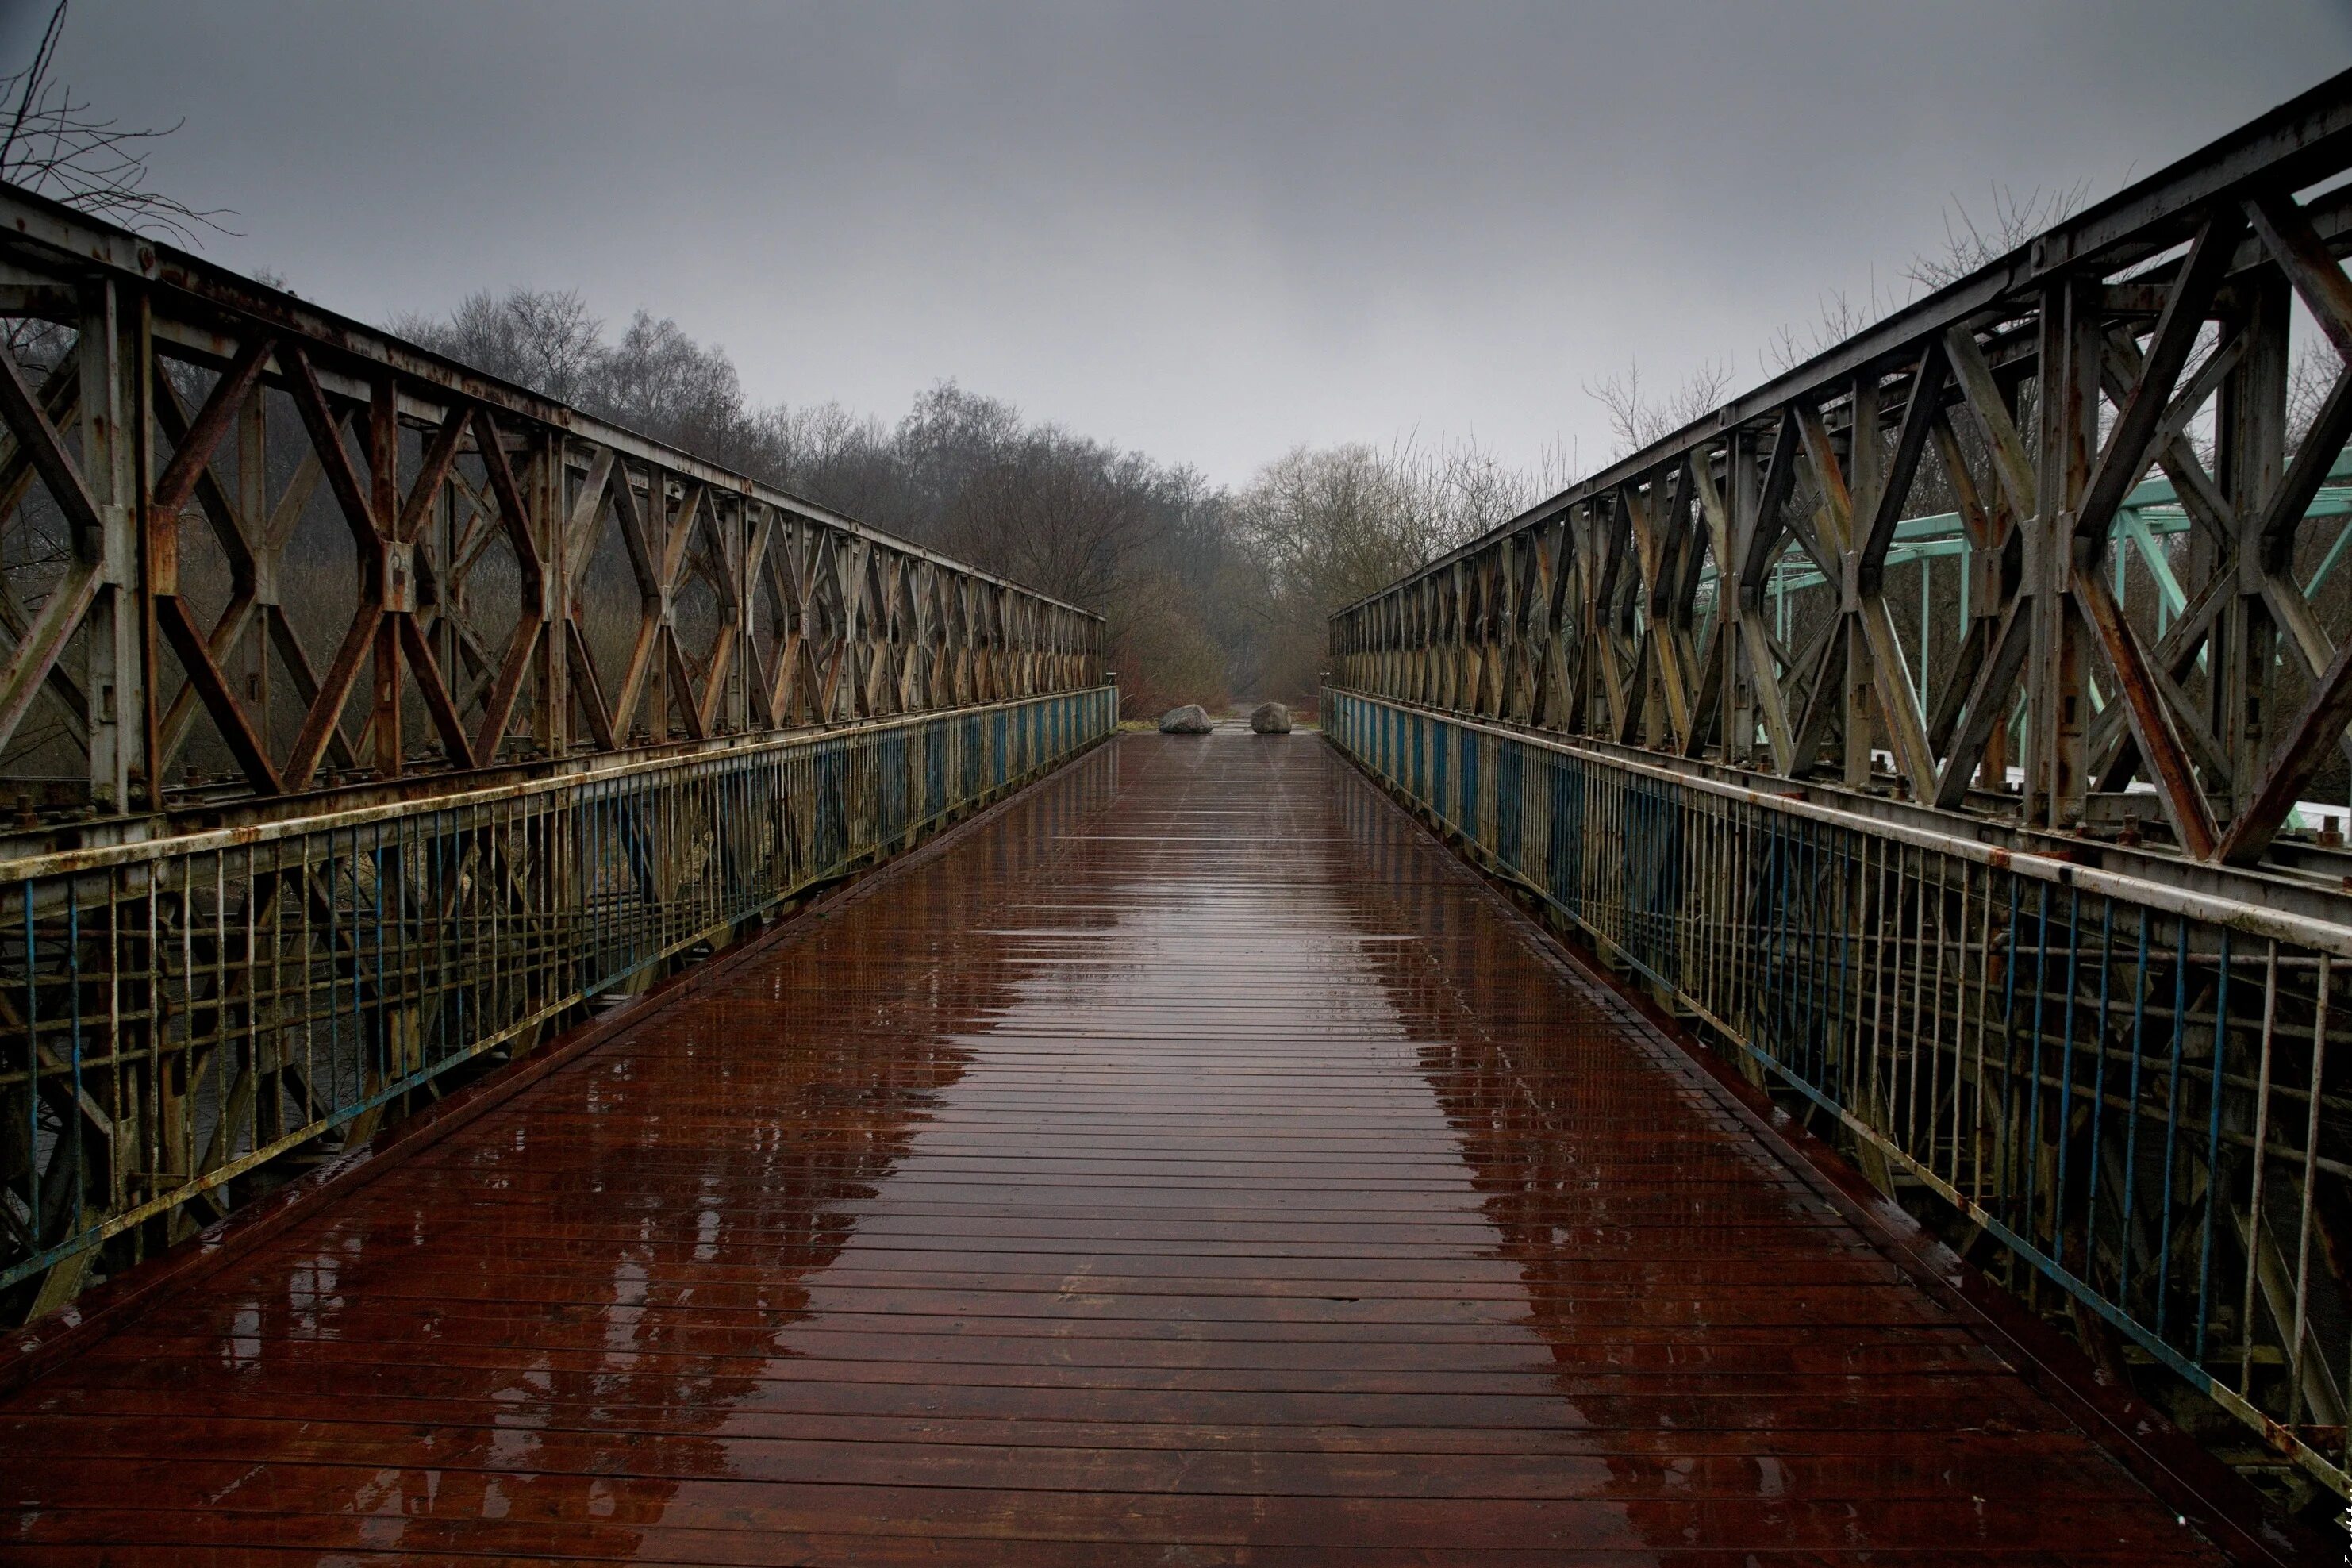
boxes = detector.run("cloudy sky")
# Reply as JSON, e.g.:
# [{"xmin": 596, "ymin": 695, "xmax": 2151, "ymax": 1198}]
[{"xmin": 19, "ymin": 2, "xmax": 2352, "ymax": 486}]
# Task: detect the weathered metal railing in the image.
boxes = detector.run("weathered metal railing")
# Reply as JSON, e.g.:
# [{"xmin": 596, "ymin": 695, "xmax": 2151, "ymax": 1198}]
[
  {"xmin": 0, "ymin": 180, "xmax": 1104, "ymax": 831},
  {"xmin": 1329, "ymin": 686, "xmax": 2350, "ymax": 1497},
  {"xmin": 3, "ymin": 683, "xmax": 1116, "ymax": 1319},
  {"xmin": 1330, "ymin": 69, "xmax": 2352, "ymax": 875},
  {"xmin": 1328, "ymin": 71, "xmax": 2352, "ymax": 1501},
  {"xmin": 0, "ymin": 177, "xmax": 1119, "ymax": 1324}
]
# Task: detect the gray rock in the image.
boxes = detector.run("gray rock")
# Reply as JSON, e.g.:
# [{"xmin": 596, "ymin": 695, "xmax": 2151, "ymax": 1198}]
[
  {"xmin": 1159, "ymin": 704, "xmax": 1213, "ymax": 734},
  {"xmin": 1249, "ymin": 701, "xmax": 1293, "ymax": 735}
]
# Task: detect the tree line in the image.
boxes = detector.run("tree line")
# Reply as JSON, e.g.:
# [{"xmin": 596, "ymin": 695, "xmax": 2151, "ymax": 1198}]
[{"xmin": 393, "ymin": 289, "xmax": 1556, "ymax": 715}]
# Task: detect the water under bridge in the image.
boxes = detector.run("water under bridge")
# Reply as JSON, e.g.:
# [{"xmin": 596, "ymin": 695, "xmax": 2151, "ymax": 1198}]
[{"xmin": 7, "ymin": 67, "xmax": 2352, "ymax": 1568}]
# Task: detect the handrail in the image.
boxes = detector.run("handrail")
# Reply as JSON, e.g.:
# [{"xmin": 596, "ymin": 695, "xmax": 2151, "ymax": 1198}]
[
  {"xmin": 1329, "ymin": 684, "xmax": 2352, "ymax": 1498},
  {"xmin": 2, "ymin": 684, "xmax": 1118, "ymax": 1314}
]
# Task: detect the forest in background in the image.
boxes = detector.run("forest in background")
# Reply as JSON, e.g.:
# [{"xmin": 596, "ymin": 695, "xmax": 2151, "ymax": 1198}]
[{"xmin": 390, "ymin": 290, "xmax": 1557, "ymax": 717}]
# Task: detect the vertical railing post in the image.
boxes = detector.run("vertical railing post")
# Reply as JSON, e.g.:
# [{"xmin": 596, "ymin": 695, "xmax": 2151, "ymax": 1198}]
[
  {"xmin": 2218, "ymin": 270, "xmax": 2289, "ymax": 822},
  {"xmin": 536, "ymin": 434, "xmax": 568, "ymax": 760},
  {"xmin": 81, "ymin": 276, "xmax": 147, "ymax": 814},
  {"xmin": 2027, "ymin": 277, "xmax": 2100, "ymax": 830}
]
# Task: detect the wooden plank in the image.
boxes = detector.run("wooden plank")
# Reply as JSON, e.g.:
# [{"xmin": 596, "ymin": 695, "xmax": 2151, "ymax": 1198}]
[{"xmin": 0, "ymin": 736, "xmax": 2240, "ymax": 1562}]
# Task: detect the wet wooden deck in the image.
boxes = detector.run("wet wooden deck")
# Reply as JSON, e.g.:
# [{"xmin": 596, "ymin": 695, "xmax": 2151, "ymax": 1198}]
[{"xmin": 0, "ymin": 732, "xmax": 2257, "ymax": 1562}]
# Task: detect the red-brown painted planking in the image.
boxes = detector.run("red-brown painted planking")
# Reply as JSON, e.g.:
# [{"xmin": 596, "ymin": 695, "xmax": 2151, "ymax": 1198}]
[{"xmin": 0, "ymin": 732, "xmax": 2268, "ymax": 1562}]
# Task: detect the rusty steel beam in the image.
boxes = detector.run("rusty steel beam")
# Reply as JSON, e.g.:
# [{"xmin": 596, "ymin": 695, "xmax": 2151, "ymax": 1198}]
[
  {"xmin": 0, "ymin": 181, "xmax": 1106, "ymax": 839},
  {"xmin": 1332, "ymin": 68, "xmax": 2352, "ymax": 876}
]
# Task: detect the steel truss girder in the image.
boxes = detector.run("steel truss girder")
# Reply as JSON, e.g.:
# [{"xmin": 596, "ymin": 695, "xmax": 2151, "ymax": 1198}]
[
  {"xmin": 0, "ymin": 183, "xmax": 1106, "ymax": 845},
  {"xmin": 1330, "ymin": 69, "xmax": 2352, "ymax": 874}
]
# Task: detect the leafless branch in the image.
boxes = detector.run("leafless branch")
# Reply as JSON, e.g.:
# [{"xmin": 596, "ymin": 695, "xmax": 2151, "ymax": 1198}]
[
  {"xmin": 1585, "ymin": 359, "xmax": 1733, "ymax": 461},
  {"xmin": 0, "ymin": 2, "xmax": 236, "ymax": 246}
]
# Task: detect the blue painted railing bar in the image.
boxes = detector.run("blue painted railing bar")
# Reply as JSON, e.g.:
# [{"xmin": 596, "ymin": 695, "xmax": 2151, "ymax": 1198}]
[
  {"xmin": 1327, "ymin": 685, "xmax": 2352, "ymax": 1498},
  {"xmin": 2, "ymin": 686, "xmax": 1116, "ymax": 1313}
]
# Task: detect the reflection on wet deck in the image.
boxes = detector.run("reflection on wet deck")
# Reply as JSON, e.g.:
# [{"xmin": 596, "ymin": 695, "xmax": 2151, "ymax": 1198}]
[{"xmin": 1, "ymin": 734, "xmax": 2232, "ymax": 1562}]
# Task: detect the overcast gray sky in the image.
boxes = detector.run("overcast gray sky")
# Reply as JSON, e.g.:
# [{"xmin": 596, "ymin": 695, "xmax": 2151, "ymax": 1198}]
[{"xmin": 20, "ymin": 1, "xmax": 2352, "ymax": 486}]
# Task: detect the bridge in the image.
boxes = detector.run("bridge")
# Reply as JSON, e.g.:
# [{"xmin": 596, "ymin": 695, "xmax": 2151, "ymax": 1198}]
[{"xmin": 4, "ymin": 67, "xmax": 2352, "ymax": 1566}]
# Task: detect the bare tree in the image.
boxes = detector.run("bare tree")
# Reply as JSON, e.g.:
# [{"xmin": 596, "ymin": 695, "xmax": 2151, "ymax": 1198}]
[
  {"xmin": 384, "ymin": 283, "xmax": 1565, "ymax": 713},
  {"xmin": 590, "ymin": 309, "xmax": 746, "ymax": 455},
  {"xmin": 751, "ymin": 401, "xmax": 901, "ymax": 517},
  {"xmin": 1762, "ymin": 288, "xmax": 1881, "ymax": 375},
  {"xmin": 1754, "ymin": 185, "xmax": 2091, "ymax": 377},
  {"xmin": 0, "ymin": 0, "xmax": 247, "ymax": 770},
  {"xmin": 1236, "ymin": 444, "xmax": 1426, "ymax": 607},
  {"xmin": 390, "ymin": 287, "xmax": 605, "ymax": 404},
  {"xmin": 2289, "ymin": 342, "xmax": 2342, "ymax": 456},
  {"xmin": 1584, "ymin": 359, "xmax": 1734, "ymax": 460},
  {"xmin": 1904, "ymin": 181, "xmax": 2089, "ymax": 292},
  {"xmin": 1389, "ymin": 432, "xmax": 1561, "ymax": 547},
  {"xmin": 944, "ymin": 432, "xmax": 1152, "ymax": 612},
  {"xmin": 0, "ymin": 2, "xmax": 232, "ymax": 245}
]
